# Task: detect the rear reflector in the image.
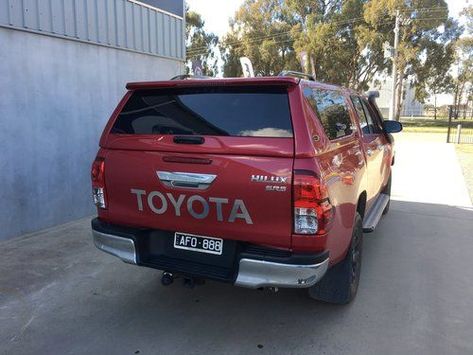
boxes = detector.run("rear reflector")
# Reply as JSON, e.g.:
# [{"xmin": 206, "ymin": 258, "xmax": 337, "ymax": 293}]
[
  {"xmin": 91, "ymin": 157, "xmax": 107, "ymax": 209},
  {"xmin": 93, "ymin": 188, "xmax": 106, "ymax": 209},
  {"xmin": 293, "ymin": 174, "xmax": 333, "ymax": 235},
  {"xmin": 294, "ymin": 207, "xmax": 318, "ymax": 234}
]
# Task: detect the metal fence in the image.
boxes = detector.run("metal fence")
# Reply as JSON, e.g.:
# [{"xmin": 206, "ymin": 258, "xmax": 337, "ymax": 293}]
[
  {"xmin": 447, "ymin": 107, "xmax": 473, "ymax": 144},
  {"xmin": 448, "ymin": 125, "xmax": 473, "ymax": 144}
]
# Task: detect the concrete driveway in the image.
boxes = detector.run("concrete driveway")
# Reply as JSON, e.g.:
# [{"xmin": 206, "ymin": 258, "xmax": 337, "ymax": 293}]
[
  {"xmin": 1, "ymin": 133, "xmax": 473, "ymax": 355},
  {"xmin": 392, "ymin": 132, "xmax": 472, "ymax": 207}
]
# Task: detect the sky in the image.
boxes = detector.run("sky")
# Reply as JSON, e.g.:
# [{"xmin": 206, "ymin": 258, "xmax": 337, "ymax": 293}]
[
  {"xmin": 187, "ymin": 0, "xmax": 470, "ymax": 38},
  {"xmin": 186, "ymin": 0, "xmax": 245, "ymax": 38}
]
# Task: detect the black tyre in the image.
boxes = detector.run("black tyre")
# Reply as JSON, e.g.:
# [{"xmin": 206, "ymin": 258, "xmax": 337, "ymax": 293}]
[
  {"xmin": 382, "ymin": 174, "xmax": 392, "ymax": 216},
  {"xmin": 308, "ymin": 213, "xmax": 363, "ymax": 304}
]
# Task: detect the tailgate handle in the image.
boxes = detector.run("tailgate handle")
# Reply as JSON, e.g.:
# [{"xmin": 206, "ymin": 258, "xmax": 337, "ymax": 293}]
[
  {"xmin": 157, "ymin": 171, "xmax": 216, "ymax": 190},
  {"xmin": 173, "ymin": 136, "xmax": 205, "ymax": 145}
]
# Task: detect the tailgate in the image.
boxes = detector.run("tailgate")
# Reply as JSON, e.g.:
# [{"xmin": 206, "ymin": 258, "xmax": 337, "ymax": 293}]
[{"xmin": 99, "ymin": 84, "xmax": 295, "ymax": 248}]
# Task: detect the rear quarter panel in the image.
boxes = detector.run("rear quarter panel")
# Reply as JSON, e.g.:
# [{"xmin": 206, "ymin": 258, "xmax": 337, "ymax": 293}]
[
  {"xmin": 315, "ymin": 138, "xmax": 366, "ymax": 264},
  {"xmin": 293, "ymin": 85, "xmax": 367, "ymax": 265}
]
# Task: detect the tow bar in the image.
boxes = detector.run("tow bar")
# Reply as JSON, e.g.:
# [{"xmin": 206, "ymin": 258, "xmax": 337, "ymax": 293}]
[{"xmin": 161, "ymin": 272, "xmax": 205, "ymax": 288}]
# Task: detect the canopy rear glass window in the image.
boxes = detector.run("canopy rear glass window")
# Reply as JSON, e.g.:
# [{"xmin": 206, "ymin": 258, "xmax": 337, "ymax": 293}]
[{"xmin": 112, "ymin": 87, "xmax": 293, "ymax": 138}]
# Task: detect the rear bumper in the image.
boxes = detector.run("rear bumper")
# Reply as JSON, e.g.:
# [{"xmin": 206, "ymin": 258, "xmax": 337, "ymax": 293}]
[
  {"xmin": 92, "ymin": 218, "xmax": 329, "ymax": 289},
  {"xmin": 235, "ymin": 258, "xmax": 328, "ymax": 288},
  {"xmin": 93, "ymin": 230, "xmax": 137, "ymax": 264}
]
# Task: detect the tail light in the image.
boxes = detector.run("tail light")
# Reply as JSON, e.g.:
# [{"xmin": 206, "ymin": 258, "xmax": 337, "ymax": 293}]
[
  {"xmin": 293, "ymin": 173, "xmax": 334, "ymax": 235},
  {"xmin": 91, "ymin": 157, "xmax": 107, "ymax": 209}
]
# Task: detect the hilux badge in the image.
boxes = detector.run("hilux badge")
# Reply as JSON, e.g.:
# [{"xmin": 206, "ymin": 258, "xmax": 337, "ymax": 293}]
[{"xmin": 251, "ymin": 175, "xmax": 288, "ymax": 184}]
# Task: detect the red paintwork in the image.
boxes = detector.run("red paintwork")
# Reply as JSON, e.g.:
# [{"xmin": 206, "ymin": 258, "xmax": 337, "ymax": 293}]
[{"xmin": 94, "ymin": 77, "xmax": 394, "ymax": 266}]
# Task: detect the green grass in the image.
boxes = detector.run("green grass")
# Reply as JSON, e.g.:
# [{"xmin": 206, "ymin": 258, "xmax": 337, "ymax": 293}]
[{"xmin": 400, "ymin": 117, "xmax": 473, "ymax": 133}]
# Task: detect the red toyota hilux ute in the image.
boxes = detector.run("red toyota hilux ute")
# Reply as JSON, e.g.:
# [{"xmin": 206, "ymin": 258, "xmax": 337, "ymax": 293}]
[{"xmin": 91, "ymin": 72, "xmax": 402, "ymax": 304}]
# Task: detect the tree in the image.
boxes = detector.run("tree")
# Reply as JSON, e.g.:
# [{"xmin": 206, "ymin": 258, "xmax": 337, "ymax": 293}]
[
  {"xmin": 413, "ymin": 42, "xmax": 455, "ymax": 119},
  {"xmin": 462, "ymin": 5, "xmax": 473, "ymax": 34},
  {"xmin": 221, "ymin": 0, "xmax": 388, "ymax": 85},
  {"xmin": 288, "ymin": 0, "xmax": 461, "ymax": 119},
  {"xmin": 186, "ymin": 8, "xmax": 218, "ymax": 76},
  {"xmin": 451, "ymin": 39, "xmax": 473, "ymax": 119},
  {"xmin": 364, "ymin": 0, "xmax": 461, "ymax": 120},
  {"xmin": 450, "ymin": 5, "xmax": 473, "ymax": 119},
  {"xmin": 286, "ymin": 0, "xmax": 390, "ymax": 91},
  {"xmin": 220, "ymin": 0, "xmax": 461, "ymax": 119},
  {"xmin": 221, "ymin": 0, "xmax": 301, "ymax": 77},
  {"xmin": 467, "ymin": 85, "xmax": 473, "ymax": 119}
]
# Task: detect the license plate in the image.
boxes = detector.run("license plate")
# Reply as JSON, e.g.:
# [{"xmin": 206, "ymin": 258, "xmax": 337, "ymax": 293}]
[{"xmin": 173, "ymin": 232, "xmax": 223, "ymax": 255}]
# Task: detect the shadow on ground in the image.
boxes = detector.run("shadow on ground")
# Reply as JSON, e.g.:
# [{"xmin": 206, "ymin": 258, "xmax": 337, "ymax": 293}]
[{"xmin": 1, "ymin": 201, "xmax": 473, "ymax": 355}]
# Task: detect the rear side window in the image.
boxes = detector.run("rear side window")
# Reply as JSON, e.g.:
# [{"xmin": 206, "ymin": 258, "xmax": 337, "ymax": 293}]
[
  {"xmin": 304, "ymin": 88, "xmax": 353, "ymax": 140},
  {"xmin": 351, "ymin": 96, "xmax": 371, "ymax": 135},
  {"xmin": 112, "ymin": 87, "xmax": 293, "ymax": 138}
]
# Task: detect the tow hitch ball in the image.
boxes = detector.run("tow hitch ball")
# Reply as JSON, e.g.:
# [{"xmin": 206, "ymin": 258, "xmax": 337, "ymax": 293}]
[{"xmin": 161, "ymin": 272, "xmax": 174, "ymax": 286}]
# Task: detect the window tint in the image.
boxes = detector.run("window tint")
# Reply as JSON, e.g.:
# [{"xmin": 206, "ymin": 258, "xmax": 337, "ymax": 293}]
[
  {"xmin": 304, "ymin": 88, "xmax": 353, "ymax": 140},
  {"xmin": 112, "ymin": 87, "xmax": 293, "ymax": 137},
  {"xmin": 351, "ymin": 96, "xmax": 371, "ymax": 135}
]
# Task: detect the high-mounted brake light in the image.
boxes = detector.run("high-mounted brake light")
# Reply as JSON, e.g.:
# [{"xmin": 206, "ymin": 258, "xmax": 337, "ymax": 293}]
[
  {"xmin": 91, "ymin": 157, "xmax": 107, "ymax": 209},
  {"xmin": 293, "ymin": 174, "xmax": 334, "ymax": 235}
]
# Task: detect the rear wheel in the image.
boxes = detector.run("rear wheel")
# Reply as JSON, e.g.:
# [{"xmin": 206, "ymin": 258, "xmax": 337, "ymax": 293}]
[{"xmin": 308, "ymin": 213, "xmax": 363, "ymax": 304}]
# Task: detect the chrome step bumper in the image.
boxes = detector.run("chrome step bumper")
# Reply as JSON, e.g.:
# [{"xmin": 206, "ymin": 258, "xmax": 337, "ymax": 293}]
[
  {"xmin": 93, "ymin": 230, "xmax": 137, "ymax": 264},
  {"xmin": 92, "ymin": 229, "xmax": 329, "ymax": 289},
  {"xmin": 235, "ymin": 258, "xmax": 329, "ymax": 289}
]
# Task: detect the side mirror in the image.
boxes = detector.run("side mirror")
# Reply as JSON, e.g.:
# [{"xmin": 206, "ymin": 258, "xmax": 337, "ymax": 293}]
[{"xmin": 383, "ymin": 120, "xmax": 403, "ymax": 133}]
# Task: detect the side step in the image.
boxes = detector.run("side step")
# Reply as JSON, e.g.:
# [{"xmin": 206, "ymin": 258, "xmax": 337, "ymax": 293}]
[{"xmin": 362, "ymin": 193, "xmax": 390, "ymax": 233}]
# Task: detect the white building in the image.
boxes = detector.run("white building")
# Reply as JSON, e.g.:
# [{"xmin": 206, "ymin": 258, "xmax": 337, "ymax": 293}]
[{"xmin": 369, "ymin": 76, "xmax": 424, "ymax": 118}]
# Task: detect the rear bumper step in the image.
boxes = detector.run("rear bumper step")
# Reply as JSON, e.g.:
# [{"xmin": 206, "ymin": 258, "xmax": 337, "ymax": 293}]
[
  {"xmin": 93, "ymin": 230, "xmax": 137, "ymax": 265},
  {"xmin": 235, "ymin": 258, "xmax": 329, "ymax": 288},
  {"xmin": 91, "ymin": 218, "xmax": 329, "ymax": 289}
]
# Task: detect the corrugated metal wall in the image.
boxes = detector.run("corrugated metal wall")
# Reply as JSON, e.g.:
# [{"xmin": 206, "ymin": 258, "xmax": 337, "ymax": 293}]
[{"xmin": 0, "ymin": 0, "xmax": 185, "ymax": 61}]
